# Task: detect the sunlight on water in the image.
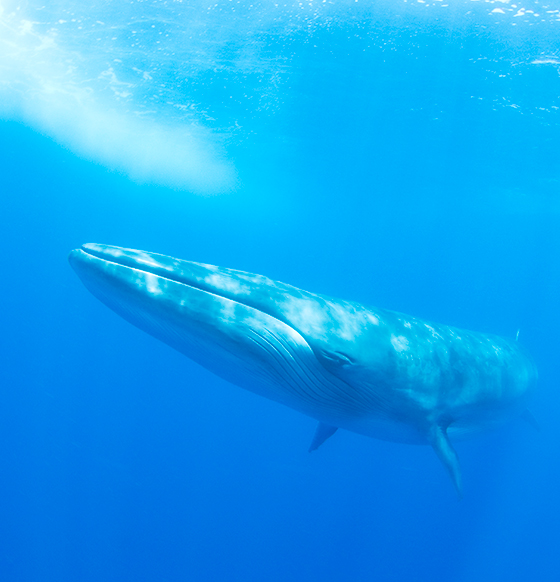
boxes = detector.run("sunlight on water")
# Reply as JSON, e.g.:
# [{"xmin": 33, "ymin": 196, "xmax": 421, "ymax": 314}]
[{"xmin": 0, "ymin": 0, "xmax": 557, "ymax": 194}]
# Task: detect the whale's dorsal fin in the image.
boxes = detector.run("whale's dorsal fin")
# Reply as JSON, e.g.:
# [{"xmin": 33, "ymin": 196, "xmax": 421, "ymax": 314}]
[
  {"xmin": 308, "ymin": 423, "xmax": 338, "ymax": 452},
  {"xmin": 429, "ymin": 424, "xmax": 462, "ymax": 498}
]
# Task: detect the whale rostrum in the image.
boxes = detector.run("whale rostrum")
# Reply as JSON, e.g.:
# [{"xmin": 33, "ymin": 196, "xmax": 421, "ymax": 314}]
[{"xmin": 69, "ymin": 244, "xmax": 537, "ymax": 495}]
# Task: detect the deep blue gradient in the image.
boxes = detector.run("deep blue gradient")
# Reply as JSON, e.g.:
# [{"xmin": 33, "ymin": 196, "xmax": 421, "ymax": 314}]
[{"xmin": 1, "ymin": 2, "xmax": 560, "ymax": 581}]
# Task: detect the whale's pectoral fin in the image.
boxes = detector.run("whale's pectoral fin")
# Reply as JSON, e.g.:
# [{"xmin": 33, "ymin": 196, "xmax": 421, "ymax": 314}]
[
  {"xmin": 308, "ymin": 423, "xmax": 338, "ymax": 452},
  {"xmin": 429, "ymin": 424, "xmax": 462, "ymax": 498},
  {"xmin": 521, "ymin": 409, "xmax": 540, "ymax": 432}
]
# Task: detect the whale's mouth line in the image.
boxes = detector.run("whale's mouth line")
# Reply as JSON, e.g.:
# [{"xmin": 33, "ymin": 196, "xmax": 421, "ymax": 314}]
[{"xmin": 78, "ymin": 245, "xmax": 282, "ymax": 324}]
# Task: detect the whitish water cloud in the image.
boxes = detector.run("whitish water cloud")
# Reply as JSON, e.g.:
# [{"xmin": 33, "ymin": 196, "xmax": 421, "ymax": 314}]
[{"xmin": 0, "ymin": 0, "xmax": 240, "ymax": 194}]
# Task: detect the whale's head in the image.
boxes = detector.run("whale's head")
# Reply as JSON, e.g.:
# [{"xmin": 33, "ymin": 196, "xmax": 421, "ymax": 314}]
[{"xmin": 68, "ymin": 244, "xmax": 378, "ymax": 424}]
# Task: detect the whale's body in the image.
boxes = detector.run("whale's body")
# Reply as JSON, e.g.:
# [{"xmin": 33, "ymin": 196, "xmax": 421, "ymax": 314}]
[{"xmin": 69, "ymin": 244, "xmax": 537, "ymax": 494}]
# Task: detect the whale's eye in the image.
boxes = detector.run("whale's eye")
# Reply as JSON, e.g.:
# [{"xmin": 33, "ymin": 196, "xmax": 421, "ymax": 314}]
[{"xmin": 319, "ymin": 350, "xmax": 355, "ymax": 366}]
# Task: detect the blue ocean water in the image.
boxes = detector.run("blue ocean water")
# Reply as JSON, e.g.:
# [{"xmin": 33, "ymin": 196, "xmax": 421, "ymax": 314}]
[{"xmin": 1, "ymin": 1, "xmax": 559, "ymax": 580}]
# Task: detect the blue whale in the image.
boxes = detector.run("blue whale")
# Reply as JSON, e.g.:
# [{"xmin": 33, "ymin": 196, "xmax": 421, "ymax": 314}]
[{"xmin": 69, "ymin": 244, "xmax": 537, "ymax": 495}]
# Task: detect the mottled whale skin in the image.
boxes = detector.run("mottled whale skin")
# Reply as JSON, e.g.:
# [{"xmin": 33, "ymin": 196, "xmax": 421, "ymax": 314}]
[{"xmin": 69, "ymin": 244, "xmax": 537, "ymax": 494}]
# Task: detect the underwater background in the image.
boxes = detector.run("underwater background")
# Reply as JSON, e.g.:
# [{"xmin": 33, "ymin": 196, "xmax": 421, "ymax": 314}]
[{"xmin": 1, "ymin": 0, "xmax": 559, "ymax": 580}]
